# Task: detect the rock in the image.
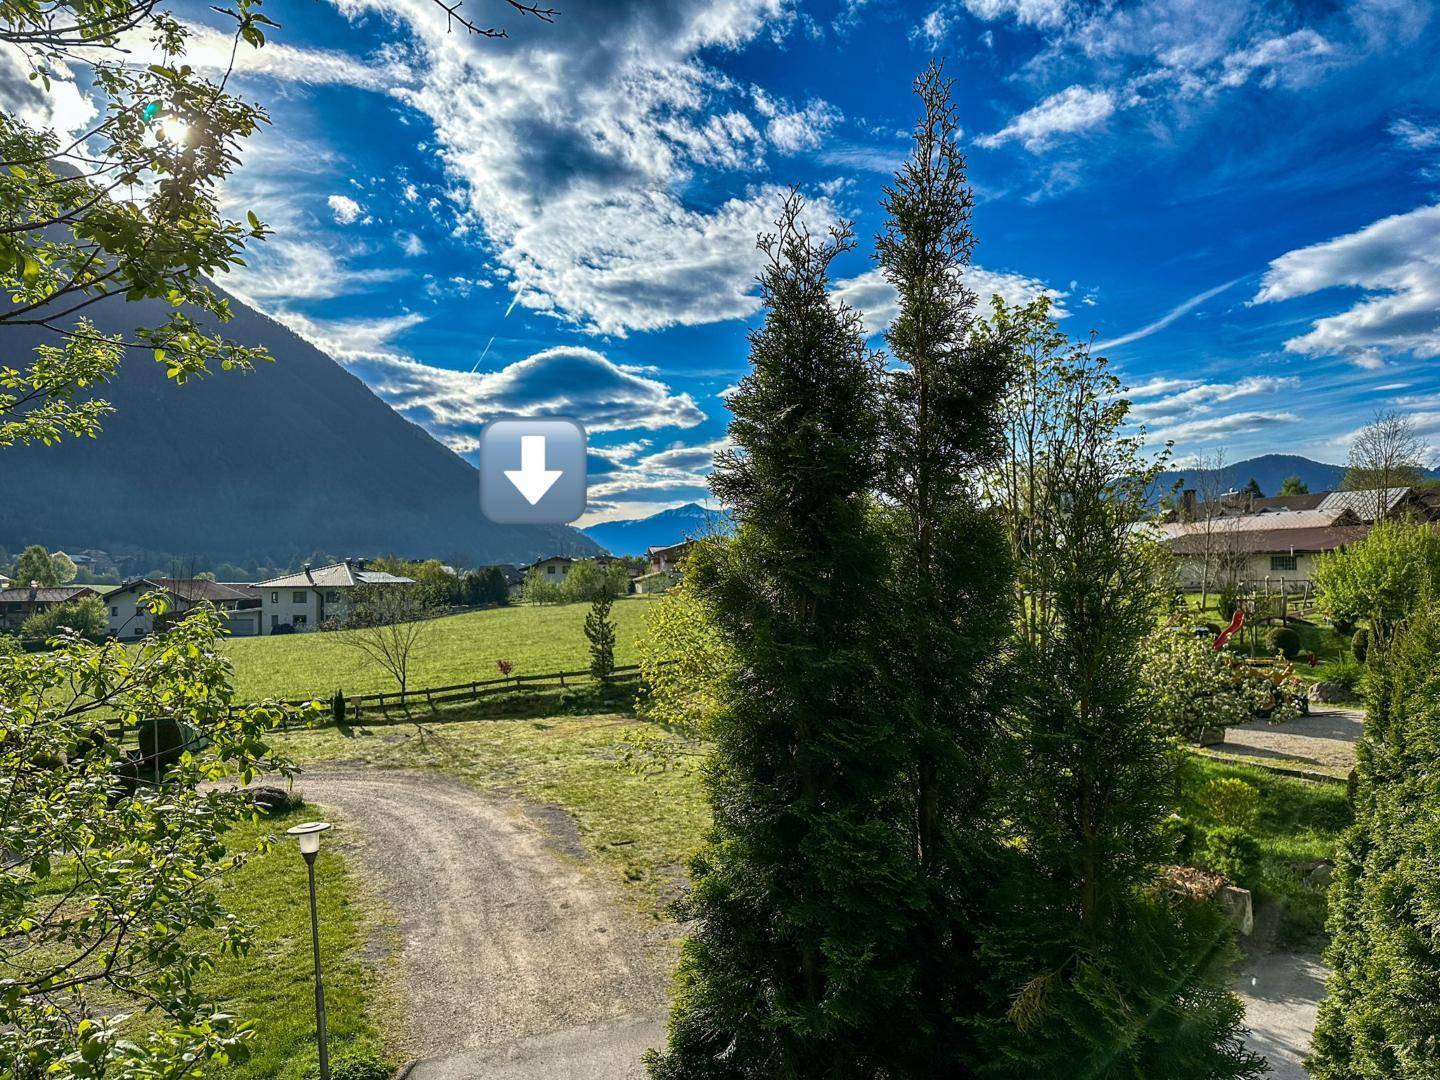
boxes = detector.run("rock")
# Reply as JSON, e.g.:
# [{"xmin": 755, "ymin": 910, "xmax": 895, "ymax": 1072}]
[
  {"xmin": 247, "ymin": 784, "xmax": 299, "ymax": 815},
  {"xmin": 1308, "ymin": 680, "xmax": 1354, "ymax": 704},
  {"xmin": 1194, "ymin": 725, "xmax": 1227, "ymax": 747},
  {"xmin": 1306, "ymin": 861, "xmax": 1334, "ymax": 888},
  {"xmin": 1217, "ymin": 884, "xmax": 1254, "ymax": 936}
]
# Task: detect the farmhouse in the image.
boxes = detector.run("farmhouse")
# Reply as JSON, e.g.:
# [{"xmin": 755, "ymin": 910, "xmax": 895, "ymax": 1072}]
[
  {"xmin": 635, "ymin": 539, "xmax": 695, "ymax": 595},
  {"xmin": 521, "ymin": 555, "xmax": 574, "ymax": 588},
  {"xmin": 250, "ymin": 559, "xmax": 414, "ymax": 634},
  {"xmin": 0, "ymin": 584, "xmax": 99, "ymax": 632},
  {"xmin": 105, "ymin": 578, "xmax": 262, "ymax": 640},
  {"xmin": 1159, "ymin": 485, "xmax": 1440, "ymax": 590}
]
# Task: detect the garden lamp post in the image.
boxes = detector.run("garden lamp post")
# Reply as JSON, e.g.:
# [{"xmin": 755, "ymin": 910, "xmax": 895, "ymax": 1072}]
[{"xmin": 288, "ymin": 821, "xmax": 334, "ymax": 1080}]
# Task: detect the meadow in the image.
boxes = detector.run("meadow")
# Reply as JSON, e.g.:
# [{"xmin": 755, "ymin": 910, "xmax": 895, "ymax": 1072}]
[{"xmin": 221, "ymin": 596, "xmax": 656, "ymax": 701}]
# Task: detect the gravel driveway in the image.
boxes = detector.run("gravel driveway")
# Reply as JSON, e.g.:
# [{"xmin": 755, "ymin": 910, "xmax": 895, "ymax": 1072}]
[
  {"xmin": 1236, "ymin": 952, "xmax": 1328, "ymax": 1080},
  {"xmin": 295, "ymin": 768, "xmax": 671, "ymax": 1071},
  {"xmin": 1210, "ymin": 708, "xmax": 1362, "ymax": 777}
]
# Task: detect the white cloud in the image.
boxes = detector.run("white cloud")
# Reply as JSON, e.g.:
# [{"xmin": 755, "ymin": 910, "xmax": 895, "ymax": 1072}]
[
  {"xmin": 1127, "ymin": 376, "xmax": 1299, "ymax": 422},
  {"xmin": 1147, "ymin": 409, "xmax": 1299, "ymax": 444},
  {"xmin": 958, "ymin": 0, "xmax": 1070, "ymax": 29},
  {"xmin": 1251, "ymin": 203, "xmax": 1440, "ymax": 365},
  {"xmin": 976, "ymin": 85, "xmax": 1116, "ymax": 152},
  {"xmin": 913, "ymin": 7, "xmax": 954, "ymax": 48},
  {"xmin": 398, "ymin": 231, "xmax": 426, "ymax": 256},
  {"xmin": 220, "ymin": 237, "xmax": 405, "ymax": 302},
  {"xmin": 1391, "ymin": 117, "xmax": 1440, "ymax": 151},
  {"xmin": 341, "ymin": 346, "xmax": 707, "ymax": 454},
  {"xmin": 833, "ymin": 265, "xmax": 1068, "ymax": 336},
  {"xmin": 306, "ymin": 0, "xmax": 846, "ymax": 336},
  {"xmin": 1095, "ymin": 277, "xmax": 1243, "ymax": 351},
  {"xmin": 328, "ymin": 194, "xmax": 364, "ymax": 224},
  {"xmin": 0, "ymin": 45, "xmax": 97, "ymax": 135},
  {"xmin": 585, "ymin": 435, "xmax": 733, "ymax": 520}
]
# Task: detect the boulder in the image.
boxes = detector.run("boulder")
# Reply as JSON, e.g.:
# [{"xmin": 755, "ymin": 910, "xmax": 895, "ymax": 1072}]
[
  {"xmin": 247, "ymin": 785, "xmax": 299, "ymax": 815},
  {"xmin": 1308, "ymin": 680, "xmax": 1355, "ymax": 704},
  {"xmin": 1216, "ymin": 885, "xmax": 1254, "ymax": 936},
  {"xmin": 1306, "ymin": 861, "xmax": 1334, "ymax": 888}
]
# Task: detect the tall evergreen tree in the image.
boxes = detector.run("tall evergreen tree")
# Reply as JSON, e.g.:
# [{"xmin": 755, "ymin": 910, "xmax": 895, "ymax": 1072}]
[
  {"xmin": 648, "ymin": 196, "xmax": 922, "ymax": 1077},
  {"xmin": 1310, "ymin": 598, "xmax": 1440, "ymax": 1079},
  {"xmin": 872, "ymin": 62, "xmax": 1015, "ymax": 1066},
  {"xmin": 977, "ymin": 317, "xmax": 1263, "ymax": 1078}
]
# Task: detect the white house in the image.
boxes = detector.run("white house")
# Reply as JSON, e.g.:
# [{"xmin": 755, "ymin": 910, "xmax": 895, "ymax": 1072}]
[
  {"xmin": 634, "ymin": 539, "xmax": 695, "ymax": 595},
  {"xmin": 249, "ymin": 559, "xmax": 414, "ymax": 634},
  {"xmin": 105, "ymin": 578, "xmax": 262, "ymax": 640},
  {"xmin": 520, "ymin": 556, "xmax": 574, "ymax": 589}
]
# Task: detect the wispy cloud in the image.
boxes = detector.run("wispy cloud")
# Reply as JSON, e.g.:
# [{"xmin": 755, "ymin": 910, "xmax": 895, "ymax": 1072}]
[
  {"xmin": 976, "ymin": 85, "xmax": 1116, "ymax": 152},
  {"xmin": 833, "ymin": 265, "xmax": 1068, "ymax": 337},
  {"xmin": 1095, "ymin": 277, "xmax": 1244, "ymax": 351}
]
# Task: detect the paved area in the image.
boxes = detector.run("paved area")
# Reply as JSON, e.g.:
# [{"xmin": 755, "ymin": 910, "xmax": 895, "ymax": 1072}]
[
  {"xmin": 1235, "ymin": 952, "xmax": 1328, "ymax": 1079},
  {"xmin": 296, "ymin": 768, "xmax": 671, "ymax": 1072},
  {"xmin": 1212, "ymin": 708, "xmax": 1362, "ymax": 777}
]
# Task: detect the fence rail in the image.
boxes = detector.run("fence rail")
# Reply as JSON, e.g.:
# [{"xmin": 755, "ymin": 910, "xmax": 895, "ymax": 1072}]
[{"xmin": 261, "ymin": 662, "xmax": 652, "ymax": 726}]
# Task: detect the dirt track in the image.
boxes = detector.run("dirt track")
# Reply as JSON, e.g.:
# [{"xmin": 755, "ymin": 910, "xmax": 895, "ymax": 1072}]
[{"xmin": 295, "ymin": 768, "xmax": 671, "ymax": 1064}]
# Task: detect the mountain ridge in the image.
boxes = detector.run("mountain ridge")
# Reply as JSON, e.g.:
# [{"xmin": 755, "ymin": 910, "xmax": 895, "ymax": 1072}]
[
  {"xmin": 582, "ymin": 502, "xmax": 733, "ymax": 556},
  {"xmin": 0, "ymin": 291, "xmax": 600, "ymax": 568}
]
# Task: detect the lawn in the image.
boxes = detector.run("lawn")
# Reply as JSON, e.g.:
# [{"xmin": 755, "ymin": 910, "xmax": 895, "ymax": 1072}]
[
  {"xmin": 204, "ymin": 807, "xmax": 398, "ymax": 1079},
  {"xmin": 1176, "ymin": 756, "xmax": 1351, "ymax": 945},
  {"xmin": 221, "ymin": 597, "xmax": 657, "ymax": 702},
  {"xmin": 274, "ymin": 710, "xmax": 708, "ymax": 917}
]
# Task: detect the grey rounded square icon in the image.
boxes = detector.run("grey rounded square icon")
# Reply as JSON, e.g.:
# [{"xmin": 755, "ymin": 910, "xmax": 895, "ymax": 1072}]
[{"xmin": 479, "ymin": 418, "xmax": 588, "ymax": 525}]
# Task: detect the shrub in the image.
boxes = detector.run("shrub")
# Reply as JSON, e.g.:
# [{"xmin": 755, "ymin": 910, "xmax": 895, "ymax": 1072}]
[
  {"xmin": 1197, "ymin": 778, "xmax": 1260, "ymax": 829},
  {"xmin": 1201, "ymin": 826, "xmax": 1260, "ymax": 887},
  {"xmin": 0, "ymin": 633, "xmax": 20, "ymax": 658},
  {"xmin": 1331, "ymin": 614, "xmax": 1356, "ymax": 636},
  {"xmin": 1266, "ymin": 625, "xmax": 1301, "ymax": 660},
  {"xmin": 1217, "ymin": 589, "xmax": 1239, "ymax": 622},
  {"xmin": 138, "ymin": 718, "xmax": 188, "ymax": 778},
  {"xmin": 1314, "ymin": 518, "xmax": 1440, "ymax": 638},
  {"xmin": 1350, "ymin": 627, "xmax": 1369, "ymax": 664},
  {"xmin": 1158, "ymin": 813, "xmax": 1203, "ymax": 864},
  {"xmin": 21, "ymin": 595, "xmax": 108, "ymax": 642},
  {"xmin": 303, "ymin": 1051, "xmax": 390, "ymax": 1080},
  {"xmin": 331, "ymin": 688, "xmax": 346, "ymax": 725}
]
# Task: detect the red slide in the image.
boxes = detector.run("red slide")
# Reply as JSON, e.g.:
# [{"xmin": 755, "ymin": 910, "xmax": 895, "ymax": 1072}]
[{"xmin": 1214, "ymin": 610, "xmax": 1245, "ymax": 651}]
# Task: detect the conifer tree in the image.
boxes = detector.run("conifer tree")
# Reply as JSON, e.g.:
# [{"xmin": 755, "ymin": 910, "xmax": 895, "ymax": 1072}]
[
  {"xmin": 872, "ymin": 61, "xmax": 1015, "ymax": 1065},
  {"xmin": 977, "ymin": 318, "xmax": 1263, "ymax": 1078},
  {"xmin": 585, "ymin": 589, "xmax": 617, "ymax": 684},
  {"xmin": 1310, "ymin": 598, "xmax": 1440, "ymax": 1078},
  {"xmin": 648, "ymin": 196, "xmax": 923, "ymax": 1077}
]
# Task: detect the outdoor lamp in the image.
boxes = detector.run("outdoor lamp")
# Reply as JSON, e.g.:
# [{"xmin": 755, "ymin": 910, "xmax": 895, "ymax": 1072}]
[{"xmin": 288, "ymin": 821, "xmax": 334, "ymax": 1080}]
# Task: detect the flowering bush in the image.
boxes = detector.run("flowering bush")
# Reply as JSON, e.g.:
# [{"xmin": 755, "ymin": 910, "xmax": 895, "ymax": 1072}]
[{"xmin": 1142, "ymin": 628, "xmax": 1303, "ymax": 741}]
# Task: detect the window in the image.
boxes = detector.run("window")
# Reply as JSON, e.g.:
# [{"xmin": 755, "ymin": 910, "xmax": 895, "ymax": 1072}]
[
  {"xmin": 547, "ymin": 565, "xmax": 556, "ymax": 574},
  {"xmin": 293, "ymin": 591, "xmax": 308, "ymax": 604},
  {"xmin": 110, "ymin": 606, "xmax": 118, "ymax": 617},
  {"xmin": 326, "ymin": 591, "xmax": 340, "ymax": 604},
  {"xmin": 1270, "ymin": 554, "xmax": 1298, "ymax": 572},
  {"xmin": 270, "ymin": 614, "xmax": 278, "ymax": 628},
  {"xmin": 271, "ymin": 591, "xmax": 279, "ymax": 604}
]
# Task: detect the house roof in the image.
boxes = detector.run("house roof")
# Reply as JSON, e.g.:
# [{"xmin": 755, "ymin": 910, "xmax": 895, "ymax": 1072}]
[
  {"xmin": 255, "ymin": 560, "xmax": 414, "ymax": 588},
  {"xmin": 521, "ymin": 555, "xmax": 574, "ymax": 573},
  {"xmin": 1317, "ymin": 487, "xmax": 1412, "ymax": 520},
  {"xmin": 1156, "ymin": 509, "xmax": 1353, "ymax": 541},
  {"xmin": 110, "ymin": 577, "xmax": 254, "ymax": 604},
  {"xmin": 647, "ymin": 539, "xmax": 695, "ymax": 559},
  {"xmin": 1167, "ymin": 524, "xmax": 1370, "ymax": 557},
  {"xmin": 0, "ymin": 585, "xmax": 97, "ymax": 604},
  {"xmin": 1253, "ymin": 493, "xmax": 1327, "ymax": 512}
]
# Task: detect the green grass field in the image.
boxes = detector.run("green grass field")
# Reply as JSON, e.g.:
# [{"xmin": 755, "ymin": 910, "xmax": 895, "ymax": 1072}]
[{"xmin": 222, "ymin": 597, "xmax": 657, "ymax": 702}]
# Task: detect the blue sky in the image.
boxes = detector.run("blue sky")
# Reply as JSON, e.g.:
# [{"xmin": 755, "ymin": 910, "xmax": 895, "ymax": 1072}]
[{"xmin": 92, "ymin": 0, "xmax": 1440, "ymax": 518}]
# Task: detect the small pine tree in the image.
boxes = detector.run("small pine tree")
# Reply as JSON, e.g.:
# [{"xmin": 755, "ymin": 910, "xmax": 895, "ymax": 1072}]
[
  {"xmin": 584, "ymin": 591, "xmax": 616, "ymax": 684},
  {"xmin": 1309, "ymin": 600, "xmax": 1440, "ymax": 1078},
  {"xmin": 331, "ymin": 688, "xmax": 346, "ymax": 726}
]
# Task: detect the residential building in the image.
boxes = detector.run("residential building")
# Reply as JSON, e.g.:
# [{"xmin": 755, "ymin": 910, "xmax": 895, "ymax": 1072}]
[
  {"xmin": 0, "ymin": 584, "xmax": 99, "ymax": 632},
  {"xmin": 105, "ymin": 578, "xmax": 262, "ymax": 640},
  {"xmin": 250, "ymin": 558, "xmax": 414, "ymax": 634},
  {"xmin": 521, "ymin": 556, "xmax": 574, "ymax": 587},
  {"xmin": 635, "ymin": 539, "xmax": 695, "ymax": 595}
]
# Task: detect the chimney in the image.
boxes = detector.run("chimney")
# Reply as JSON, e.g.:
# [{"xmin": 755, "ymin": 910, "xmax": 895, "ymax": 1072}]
[
  {"xmin": 1181, "ymin": 489, "xmax": 1197, "ymax": 522},
  {"xmin": 302, "ymin": 563, "xmax": 314, "ymax": 584}
]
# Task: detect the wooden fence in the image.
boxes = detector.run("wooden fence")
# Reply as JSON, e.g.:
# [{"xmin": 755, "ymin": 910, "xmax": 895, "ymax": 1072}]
[{"xmin": 264, "ymin": 661, "xmax": 653, "ymax": 727}]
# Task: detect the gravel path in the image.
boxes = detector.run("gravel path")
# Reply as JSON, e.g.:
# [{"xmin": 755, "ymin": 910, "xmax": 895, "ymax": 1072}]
[
  {"xmin": 295, "ymin": 768, "xmax": 671, "ymax": 1068},
  {"xmin": 1211, "ymin": 708, "xmax": 1362, "ymax": 777}
]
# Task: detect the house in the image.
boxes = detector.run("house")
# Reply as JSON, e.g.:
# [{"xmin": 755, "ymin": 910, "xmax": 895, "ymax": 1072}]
[
  {"xmin": 634, "ymin": 539, "xmax": 695, "ymax": 595},
  {"xmin": 0, "ymin": 584, "xmax": 99, "ymax": 632},
  {"xmin": 249, "ymin": 558, "xmax": 414, "ymax": 634},
  {"xmin": 1157, "ymin": 485, "xmax": 1440, "ymax": 590},
  {"xmin": 105, "ymin": 578, "xmax": 262, "ymax": 640},
  {"xmin": 520, "ymin": 556, "xmax": 574, "ymax": 588}
]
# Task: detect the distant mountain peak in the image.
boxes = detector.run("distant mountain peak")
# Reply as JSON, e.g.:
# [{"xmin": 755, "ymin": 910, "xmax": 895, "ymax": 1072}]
[{"xmin": 581, "ymin": 502, "xmax": 733, "ymax": 556}]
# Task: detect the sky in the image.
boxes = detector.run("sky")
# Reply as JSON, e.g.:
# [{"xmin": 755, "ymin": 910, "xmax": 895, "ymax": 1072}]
[{"xmin": 16, "ymin": 0, "xmax": 1440, "ymax": 522}]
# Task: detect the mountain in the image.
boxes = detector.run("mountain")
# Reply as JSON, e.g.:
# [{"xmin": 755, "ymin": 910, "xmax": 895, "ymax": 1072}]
[
  {"xmin": 582, "ymin": 502, "xmax": 733, "ymax": 556},
  {"xmin": 0, "ymin": 294, "xmax": 600, "ymax": 569},
  {"xmin": 1156, "ymin": 454, "xmax": 1348, "ymax": 498}
]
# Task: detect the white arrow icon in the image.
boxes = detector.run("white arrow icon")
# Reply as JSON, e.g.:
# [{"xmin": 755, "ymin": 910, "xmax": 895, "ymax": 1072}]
[{"xmin": 504, "ymin": 434, "xmax": 563, "ymax": 505}]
